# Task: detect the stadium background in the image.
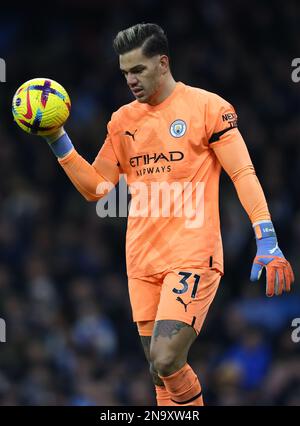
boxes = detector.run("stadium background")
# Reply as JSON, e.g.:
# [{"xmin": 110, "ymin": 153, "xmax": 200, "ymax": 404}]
[{"xmin": 0, "ymin": 0, "xmax": 300, "ymax": 405}]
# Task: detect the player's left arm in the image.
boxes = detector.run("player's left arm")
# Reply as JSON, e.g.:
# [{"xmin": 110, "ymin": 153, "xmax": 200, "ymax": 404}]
[{"xmin": 207, "ymin": 94, "xmax": 294, "ymax": 297}]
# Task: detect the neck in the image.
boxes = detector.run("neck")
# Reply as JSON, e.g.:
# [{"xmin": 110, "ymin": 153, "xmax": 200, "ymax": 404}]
[{"xmin": 148, "ymin": 75, "xmax": 176, "ymax": 106}]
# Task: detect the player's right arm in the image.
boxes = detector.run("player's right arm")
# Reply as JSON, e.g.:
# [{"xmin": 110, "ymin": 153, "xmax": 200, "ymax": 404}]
[{"xmin": 44, "ymin": 122, "xmax": 120, "ymax": 201}]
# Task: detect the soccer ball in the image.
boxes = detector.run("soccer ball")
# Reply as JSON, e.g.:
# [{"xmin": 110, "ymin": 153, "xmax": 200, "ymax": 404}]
[{"xmin": 12, "ymin": 78, "xmax": 71, "ymax": 136}]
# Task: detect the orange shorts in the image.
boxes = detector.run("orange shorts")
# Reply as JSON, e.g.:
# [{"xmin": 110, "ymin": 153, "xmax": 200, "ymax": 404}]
[{"xmin": 128, "ymin": 267, "xmax": 221, "ymax": 336}]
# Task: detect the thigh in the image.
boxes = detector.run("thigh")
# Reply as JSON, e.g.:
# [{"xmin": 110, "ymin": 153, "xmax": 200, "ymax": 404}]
[
  {"xmin": 128, "ymin": 273, "xmax": 163, "ymax": 323},
  {"xmin": 155, "ymin": 267, "xmax": 221, "ymax": 335},
  {"xmin": 151, "ymin": 319, "xmax": 197, "ymax": 362}
]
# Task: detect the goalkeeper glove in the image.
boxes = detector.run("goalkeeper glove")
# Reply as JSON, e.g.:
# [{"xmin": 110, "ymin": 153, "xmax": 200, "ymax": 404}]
[
  {"xmin": 43, "ymin": 127, "xmax": 74, "ymax": 158},
  {"xmin": 250, "ymin": 220, "xmax": 294, "ymax": 297}
]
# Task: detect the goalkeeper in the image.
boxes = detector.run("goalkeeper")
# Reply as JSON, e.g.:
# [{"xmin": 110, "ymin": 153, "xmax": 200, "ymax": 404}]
[{"xmin": 38, "ymin": 23, "xmax": 294, "ymax": 406}]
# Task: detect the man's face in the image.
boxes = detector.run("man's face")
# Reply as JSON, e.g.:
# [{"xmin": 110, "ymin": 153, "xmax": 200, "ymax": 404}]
[{"xmin": 119, "ymin": 47, "xmax": 167, "ymax": 104}]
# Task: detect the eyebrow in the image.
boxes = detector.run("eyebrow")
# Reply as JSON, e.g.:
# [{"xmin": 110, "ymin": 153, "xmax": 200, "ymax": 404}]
[{"xmin": 120, "ymin": 64, "xmax": 146, "ymax": 74}]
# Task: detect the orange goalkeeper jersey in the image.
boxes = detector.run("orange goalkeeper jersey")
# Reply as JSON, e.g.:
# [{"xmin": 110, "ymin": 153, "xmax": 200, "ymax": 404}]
[{"xmin": 93, "ymin": 82, "xmax": 247, "ymax": 278}]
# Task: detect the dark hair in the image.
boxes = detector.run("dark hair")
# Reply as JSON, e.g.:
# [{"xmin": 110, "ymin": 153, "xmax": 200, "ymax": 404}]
[{"xmin": 113, "ymin": 23, "xmax": 169, "ymax": 57}]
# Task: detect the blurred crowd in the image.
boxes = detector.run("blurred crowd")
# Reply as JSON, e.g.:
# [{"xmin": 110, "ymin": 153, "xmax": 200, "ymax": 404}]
[{"xmin": 0, "ymin": 0, "xmax": 300, "ymax": 405}]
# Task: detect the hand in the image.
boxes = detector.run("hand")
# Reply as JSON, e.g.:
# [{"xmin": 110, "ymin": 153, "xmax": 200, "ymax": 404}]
[{"xmin": 250, "ymin": 221, "xmax": 294, "ymax": 297}]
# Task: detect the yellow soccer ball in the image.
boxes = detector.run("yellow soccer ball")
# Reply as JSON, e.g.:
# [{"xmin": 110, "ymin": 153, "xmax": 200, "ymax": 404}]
[{"xmin": 12, "ymin": 78, "xmax": 71, "ymax": 136}]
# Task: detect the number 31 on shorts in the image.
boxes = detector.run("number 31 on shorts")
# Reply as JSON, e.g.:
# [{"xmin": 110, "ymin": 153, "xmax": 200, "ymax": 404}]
[{"xmin": 172, "ymin": 271, "xmax": 201, "ymax": 298}]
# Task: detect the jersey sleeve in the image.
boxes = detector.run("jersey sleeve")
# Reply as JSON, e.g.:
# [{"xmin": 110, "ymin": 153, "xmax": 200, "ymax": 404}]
[
  {"xmin": 58, "ymin": 149, "xmax": 113, "ymax": 201},
  {"xmin": 205, "ymin": 92, "xmax": 241, "ymax": 147},
  {"xmin": 58, "ymin": 117, "xmax": 121, "ymax": 201},
  {"xmin": 206, "ymin": 93, "xmax": 271, "ymax": 224},
  {"xmin": 92, "ymin": 118, "xmax": 120, "ymax": 186}
]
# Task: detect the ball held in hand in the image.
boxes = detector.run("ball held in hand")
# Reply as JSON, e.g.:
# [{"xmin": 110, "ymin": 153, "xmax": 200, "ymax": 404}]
[{"xmin": 12, "ymin": 78, "xmax": 71, "ymax": 136}]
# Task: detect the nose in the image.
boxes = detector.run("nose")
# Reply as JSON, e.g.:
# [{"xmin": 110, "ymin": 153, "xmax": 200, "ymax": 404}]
[{"xmin": 127, "ymin": 72, "xmax": 139, "ymax": 87}]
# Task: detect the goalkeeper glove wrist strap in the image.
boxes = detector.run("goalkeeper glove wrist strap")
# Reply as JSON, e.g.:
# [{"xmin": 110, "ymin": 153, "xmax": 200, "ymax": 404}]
[
  {"xmin": 253, "ymin": 220, "xmax": 276, "ymax": 240},
  {"xmin": 252, "ymin": 220, "xmax": 281, "ymax": 258},
  {"xmin": 48, "ymin": 133, "xmax": 74, "ymax": 158}
]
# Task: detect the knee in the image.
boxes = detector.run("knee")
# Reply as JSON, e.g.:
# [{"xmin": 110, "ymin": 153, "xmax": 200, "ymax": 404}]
[
  {"xmin": 149, "ymin": 363, "xmax": 164, "ymax": 386},
  {"xmin": 151, "ymin": 352, "xmax": 183, "ymax": 377}
]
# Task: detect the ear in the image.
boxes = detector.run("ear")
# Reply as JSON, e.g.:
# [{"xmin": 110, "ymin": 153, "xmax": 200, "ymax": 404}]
[{"xmin": 159, "ymin": 55, "xmax": 169, "ymax": 74}]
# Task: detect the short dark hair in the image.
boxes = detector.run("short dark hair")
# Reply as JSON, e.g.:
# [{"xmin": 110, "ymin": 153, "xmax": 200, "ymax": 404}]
[{"xmin": 113, "ymin": 23, "xmax": 169, "ymax": 57}]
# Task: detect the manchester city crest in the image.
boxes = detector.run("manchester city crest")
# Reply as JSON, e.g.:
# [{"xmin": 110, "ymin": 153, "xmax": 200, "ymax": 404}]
[{"xmin": 170, "ymin": 119, "xmax": 187, "ymax": 138}]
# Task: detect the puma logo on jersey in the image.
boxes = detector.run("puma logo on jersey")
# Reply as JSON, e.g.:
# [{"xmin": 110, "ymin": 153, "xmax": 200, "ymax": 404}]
[
  {"xmin": 176, "ymin": 296, "xmax": 192, "ymax": 312},
  {"xmin": 124, "ymin": 129, "xmax": 137, "ymax": 141}
]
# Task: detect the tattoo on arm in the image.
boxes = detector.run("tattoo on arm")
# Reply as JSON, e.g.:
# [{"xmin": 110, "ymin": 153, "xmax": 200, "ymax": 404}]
[{"xmin": 153, "ymin": 320, "xmax": 189, "ymax": 341}]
